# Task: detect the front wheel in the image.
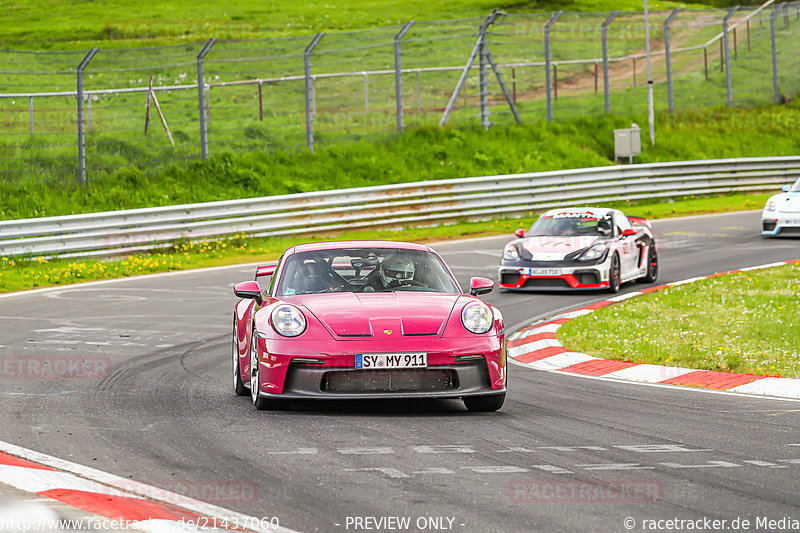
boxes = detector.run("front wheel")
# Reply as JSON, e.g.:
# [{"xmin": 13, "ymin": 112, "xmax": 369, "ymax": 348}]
[
  {"xmin": 464, "ymin": 393, "xmax": 505, "ymax": 412},
  {"xmin": 606, "ymin": 254, "xmax": 621, "ymax": 293},
  {"xmin": 249, "ymin": 329, "xmax": 285, "ymax": 411},
  {"xmin": 232, "ymin": 321, "xmax": 248, "ymax": 396}
]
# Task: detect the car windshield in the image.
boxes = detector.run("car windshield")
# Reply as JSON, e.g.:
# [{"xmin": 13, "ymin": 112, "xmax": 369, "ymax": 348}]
[
  {"xmin": 275, "ymin": 248, "xmax": 460, "ymax": 296},
  {"xmin": 528, "ymin": 213, "xmax": 613, "ymax": 237}
]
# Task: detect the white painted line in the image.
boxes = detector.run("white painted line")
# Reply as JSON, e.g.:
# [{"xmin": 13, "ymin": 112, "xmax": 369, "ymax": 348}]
[
  {"xmin": 614, "ymin": 445, "xmax": 711, "ymax": 453},
  {"xmin": 604, "ymin": 364, "xmax": 698, "ymax": 383},
  {"xmin": 461, "ymin": 466, "xmax": 529, "ymax": 474},
  {"xmin": 530, "ymin": 465, "xmax": 572, "ymax": 474},
  {"xmin": 338, "ymin": 447, "xmax": 394, "ymax": 455},
  {"xmin": 0, "ymin": 465, "xmax": 142, "ymax": 498},
  {"xmin": 345, "ymin": 467, "xmax": 409, "ymax": 479},
  {"xmin": 553, "ymin": 309, "xmax": 594, "ymax": 320},
  {"xmin": 740, "ymin": 262, "xmax": 787, "ymax": 271},
  {"xmin": 669, "ymin": 276, "xmax": 705, "ymax": 286},
  {"xmin": 659, "ymin": 461, "xmax": 740, "ymax": 469},
  {"xmin": 743, "ymin": 460, "xmax": 787, "ymax": 468},
  {"xmin": 606, "ymin": 292, "xmax": 641, "ymax": 302},
  {"xmin": 525, "ymin": 352, "xmax": 598, "ymax": 371},
  {"xmin": 578, "ymin": 464, "xmax": 654, "ymax": 471}
]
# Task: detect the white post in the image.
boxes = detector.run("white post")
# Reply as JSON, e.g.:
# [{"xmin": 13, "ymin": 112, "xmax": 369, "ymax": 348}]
[{"xmin": 645, "ymin": 0, "xmax": 655, "ymax": 146}]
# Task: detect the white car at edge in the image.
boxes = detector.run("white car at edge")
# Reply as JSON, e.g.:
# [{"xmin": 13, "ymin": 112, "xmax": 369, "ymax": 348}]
[
  {"xmin": 498, "ymin": 207, "xmax": 658, "ymax": 293},
  {"xmin": 762, "ymin": 177, "xmax": 800, "ymax": 237}
]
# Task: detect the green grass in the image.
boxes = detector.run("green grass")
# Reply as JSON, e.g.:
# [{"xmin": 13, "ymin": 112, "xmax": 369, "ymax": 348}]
[
  {"xmin": 0, "ymin": 191, "xmax": 774, "ymax": 293},
  {"xmin": 2, "ymin": 103, "xmax": 798, "ymax": 221},
  {"xmin": 2, "ymin": 2, "xmax": 795, "ymax": 189},
  {"xmin": 0, "ymin": 0, "xmax": 718, "ymax": 50},
  {"xmin": 557, "ymin": 263, "xmax": 800, "ymax": 378}
]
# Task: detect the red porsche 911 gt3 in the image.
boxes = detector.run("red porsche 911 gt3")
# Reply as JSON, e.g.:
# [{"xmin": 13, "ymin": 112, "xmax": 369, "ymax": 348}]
[{"xmin": 232, "ymin": 241, "xmax": 506, "ymax": 412}]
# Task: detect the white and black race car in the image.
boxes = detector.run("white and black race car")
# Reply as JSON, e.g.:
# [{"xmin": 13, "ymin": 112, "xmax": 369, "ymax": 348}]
[
  {"xmin": 762, "ymin": 177, "xmax": 800, "ymax": 237},
  {"xmin": 499, "ymin": 207, "xmax": 658, "ymax": 293}
]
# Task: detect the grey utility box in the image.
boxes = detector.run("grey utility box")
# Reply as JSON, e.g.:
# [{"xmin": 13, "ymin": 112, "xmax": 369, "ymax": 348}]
[{"xmin": 614, "ymin": 124, "xmax": 641, "ymax": 163}]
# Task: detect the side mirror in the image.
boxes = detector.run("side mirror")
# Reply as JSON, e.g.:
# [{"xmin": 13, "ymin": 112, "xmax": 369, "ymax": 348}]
[
  {"xmin": 255, "ymin": 264, "xmax": 276, "ymax": 279},
  {"xmin": 622, "ymin": 229, "xmax": 637, "ymax": 237},
  {"xmin": 469, "ymin": 277, "xmax": 494, "ymax": 297},
  {"xmin": 513, "ymin": 228, "xmax": 526, "ymax": 238},
  {"xmin": 234, "ymin": 281, "xmax": 263, "ymax": 305},
  {"xmin": 783, "ymin": 184, "xmax": 791, "ymax": 192}
]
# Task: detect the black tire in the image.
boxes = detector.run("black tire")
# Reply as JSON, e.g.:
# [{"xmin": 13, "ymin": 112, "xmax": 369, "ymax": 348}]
[
  {"xmin": 250, "ymin": 331, "xmax": 271, "ymax": 410},
  {"xmin": 464, "ymin": 393, "xmax": 505, "ymax": 412},
  {"xmin": 606, "ymin": 253, "xmax": 621, "ymax": 293},
  {"xmin": 249, "ymin": 329, "xmax": 285, "ymax": 411},
  {"xmin": 232, "ymin": 321, "xmax": 248, "ymax": 396},
  {"xmin": 638, "ymin": 245, "xmax": 659, "ymax": 283}
]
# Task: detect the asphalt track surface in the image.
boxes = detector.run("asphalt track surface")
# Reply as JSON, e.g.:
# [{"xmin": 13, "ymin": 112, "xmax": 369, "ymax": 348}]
[{"xmin": 0, "ymin": 210, "xmax": 799, "ymax": 533}]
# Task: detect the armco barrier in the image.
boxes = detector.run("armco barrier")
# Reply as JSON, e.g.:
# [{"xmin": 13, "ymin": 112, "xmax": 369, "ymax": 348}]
[{"xmin": 1, "ymin": 156, "xmax": 798, "ymax": 258}]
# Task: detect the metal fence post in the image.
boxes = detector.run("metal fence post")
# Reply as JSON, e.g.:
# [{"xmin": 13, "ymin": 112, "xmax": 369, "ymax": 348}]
[
  {"xmin": 479, "ymin": 11, "xmax": 500, "ymax": 131},
  {"xmin": 601, "ymin": 10, "xmax": 619, "ymax": 113},
  {"xmin": 76, "ymin": 48, "xmax": 98, "ymax": 186},
  {"xmin": 197, "ymin": 38, "xmax": 217, "ymax": 161},
  {"xmin": 304, "ymin": 33, "xmax": 325, "ymax": 153},
  {"xmin": 723, "ymin": 7, "xmax": 739, "ymax": 107},
  {"xmin": 545, "ymin": 11, "xmax": 563, "ymax": 122},
  {"xmin": 440, "ymin": 12, "xmax": 498, "ymax": 126},
  {"xmin": 771, "ymin": 3, "xmax": 785, "ymax": 103},
  {"xmin": 394, "ymin": 21, "xmax": 415, "ymax": 133},
  {"xmin": 664, "ymin": 8, "xmax": 682, "ymax": 111}
]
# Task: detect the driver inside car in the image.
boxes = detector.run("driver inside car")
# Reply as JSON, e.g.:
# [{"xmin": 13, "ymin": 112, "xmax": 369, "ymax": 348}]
[{"xmin": 362, "ymin": 255, "xmax": 417, "ymax": 291}]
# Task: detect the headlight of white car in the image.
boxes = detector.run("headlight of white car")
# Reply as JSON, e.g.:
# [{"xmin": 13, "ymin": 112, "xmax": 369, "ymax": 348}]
[
  {"xmin": 765, "ymin": 200, "xmax": 777, "ymax": 212},
  {"xmin": 271, "ymin": 305, "xmax": 307, "ymax": 337},
  {"xmin": 503, "ymin": 243, "xmax": 520, "ymax": 261},
  {"xmin": 461, "ymin": 301, "xmax": 493, "ymax": 335},
  {"xmin": 578, "ymin": 242, "xmax": 607, "ymax": 262}
]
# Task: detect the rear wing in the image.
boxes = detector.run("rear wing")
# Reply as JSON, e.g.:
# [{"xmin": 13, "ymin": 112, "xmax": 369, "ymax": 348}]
[
  {"xmin": 255, "ymin": 263, "xmax": 277, "ymax": 280},
  {"xmin": 627, "ymin": 216, "xmax": 652, "ymax": 230}
]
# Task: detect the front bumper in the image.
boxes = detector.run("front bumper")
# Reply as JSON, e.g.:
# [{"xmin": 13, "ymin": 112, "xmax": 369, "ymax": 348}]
[
  {"xmin": 762, "ymin": 212, "xmax": 800, "ymax": 236},
  {"xmin": 498, "ymin": 263, "xmax": 610, "ymax": 291},
  {"xmin": 253, "ymin": 335, "xmax": 505, "ymax": 399}
]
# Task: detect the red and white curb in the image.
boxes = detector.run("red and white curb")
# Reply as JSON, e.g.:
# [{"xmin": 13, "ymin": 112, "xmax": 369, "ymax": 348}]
[
  {"xmin": 507, "ymin": 259, "xmax": 800, "ymax": 400},
  {"xmin": 0, "ymin": 440, "xmax": 297, "ymax": 533}
]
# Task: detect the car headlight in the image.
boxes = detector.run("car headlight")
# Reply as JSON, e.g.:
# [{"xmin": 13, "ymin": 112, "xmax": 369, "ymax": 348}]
[
  {"xmin": 271, "ymin": 305, "xmax": 307, "ymax": 337},
  {"xmin": 577, "ymin": 242, "xmax": 607, "ymax": 262},
  {"xmin": 765, "ymin": 200, "xmax": 777, "ymax": 212},
  {"xmin": 503, "ymin": 244, "xmax": 520, "ymax": 261},
  {"xmin": 461, "ymin": 301, "xmax": 493, "ymax": 335}
]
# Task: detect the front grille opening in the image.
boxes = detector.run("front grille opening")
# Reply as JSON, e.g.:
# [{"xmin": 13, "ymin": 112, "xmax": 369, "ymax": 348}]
[
  {"xmin": 574, "ymin": 271, "xmax": 600, "ymax": 285},
  {"xmin": 501, "ymin": 272, "xmax": 521, "ymax": 285},
  {"xmin": 524, "ymin": 277, "xmax": 571, "ymax": 289},
  {"xmin": 762, "ymin": 221, "xmax": 777, "ymax": 231},
  {"xmin": 321, "ymin": 369, "xmax": 458, "ymax": 393}
]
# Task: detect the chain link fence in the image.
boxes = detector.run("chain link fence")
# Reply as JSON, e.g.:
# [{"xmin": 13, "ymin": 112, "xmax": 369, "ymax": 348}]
[{"xmin": 1, "ymin": 1, "xmax": 799, "ymax": 186}]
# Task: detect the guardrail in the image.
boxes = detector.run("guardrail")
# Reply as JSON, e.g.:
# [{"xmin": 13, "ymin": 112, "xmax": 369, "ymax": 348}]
[{"xmin": 1, "ymin": 156, "xmax": 798, "ymax": 258}]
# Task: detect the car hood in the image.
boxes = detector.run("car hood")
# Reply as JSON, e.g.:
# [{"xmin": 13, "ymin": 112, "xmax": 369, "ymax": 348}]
[
  {"xmin": 291, "ymin": 292, "xmax": 459, "ymax": 339},
  {"xmin": 771, "ymin": 192, "xmax": 800, "ymax": 213},
  {"xmin": 516, "ymin": 236, "xmax": 602, "ymax": 261}
]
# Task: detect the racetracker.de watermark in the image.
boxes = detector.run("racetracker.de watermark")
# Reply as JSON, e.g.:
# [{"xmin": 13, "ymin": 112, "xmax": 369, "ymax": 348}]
[
  {"xmin": 0, "ymin": 355, "xmax": 110, "ymax": 379},
  {"xmin": 623, "ymin": 515, "xmax": 800, "ymax": 531},
  {"xmin": 510, "ymin": 479, "xmax": 663, "ymax": 503},
  {"xmin": 118, "ymin": 480, "xmax": 259, "ymax": 506}
]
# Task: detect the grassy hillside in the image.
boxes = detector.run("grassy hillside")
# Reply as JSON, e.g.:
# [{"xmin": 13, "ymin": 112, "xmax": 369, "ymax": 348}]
[
  {"xmin": 1, "ymin": 102, "xmax": 798, "ymax": 221},
  {"xmin": 1, "ymin": 0, "xmax": 722, "ymax": 49}
]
